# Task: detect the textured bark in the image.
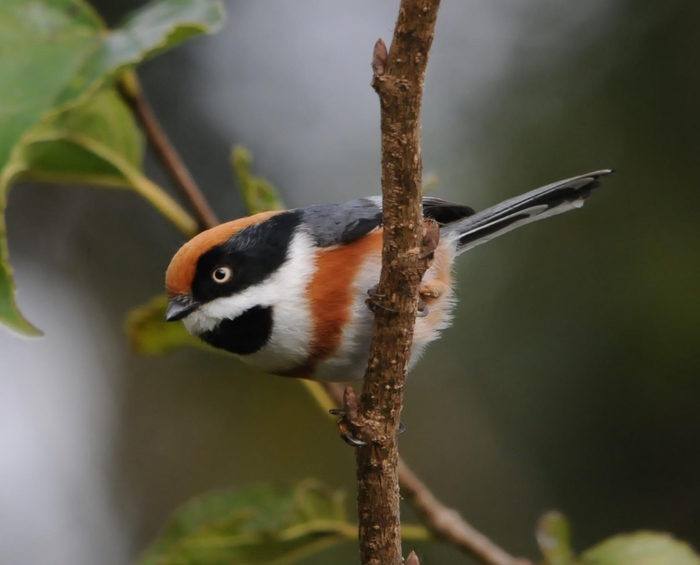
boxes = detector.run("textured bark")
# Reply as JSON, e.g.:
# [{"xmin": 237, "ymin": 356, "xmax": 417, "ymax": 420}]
[{"xmin": 353, "ymin": 2, "xmax": 442, "ymax": 564}]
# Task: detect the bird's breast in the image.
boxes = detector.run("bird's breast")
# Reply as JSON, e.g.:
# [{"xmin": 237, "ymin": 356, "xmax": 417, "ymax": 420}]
[{"xmin": 275, "ymin": 230, "xmax": 458, "ymax": 381}]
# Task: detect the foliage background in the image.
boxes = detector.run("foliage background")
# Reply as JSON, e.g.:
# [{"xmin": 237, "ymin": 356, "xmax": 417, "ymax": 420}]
[{"xmin": 1, "ymin": 1, "xmax": 699, "ymax": 564}]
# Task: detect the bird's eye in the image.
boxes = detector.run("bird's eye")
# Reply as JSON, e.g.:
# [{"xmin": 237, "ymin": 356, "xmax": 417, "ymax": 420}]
[{"xmin": 212, "ymin": 266, "xmax": 232, "ymax": 283}]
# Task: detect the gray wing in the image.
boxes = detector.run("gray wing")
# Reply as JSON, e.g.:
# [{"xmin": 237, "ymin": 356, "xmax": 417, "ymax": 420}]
[
  {"xmin": 300, "ymin": 198, "xmax": 383, "ymax": 247},
  {"xmin": 299, "ymin": 196, "xmax": 475, "ymax": 247}
]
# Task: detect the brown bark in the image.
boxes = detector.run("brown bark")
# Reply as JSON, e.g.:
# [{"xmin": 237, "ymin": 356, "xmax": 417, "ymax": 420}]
[{"xmin": 352, "ymin": 2, "xmax": 442, "ymax": 564}]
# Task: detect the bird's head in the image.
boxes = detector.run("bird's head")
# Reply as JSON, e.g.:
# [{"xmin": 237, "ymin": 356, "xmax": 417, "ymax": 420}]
[{"xmin": 164, "ymin": 210, "xmax": 299, "ymax": 342}]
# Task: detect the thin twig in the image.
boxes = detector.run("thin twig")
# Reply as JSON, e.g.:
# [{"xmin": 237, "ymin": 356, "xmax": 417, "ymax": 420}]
[
  {"xmin": 119, "ymin": 71, "xmax": 219, "ymax": 231},
  {"xmin": 323, "ymin": 383, "xmax": 530, "ymax": 565}
]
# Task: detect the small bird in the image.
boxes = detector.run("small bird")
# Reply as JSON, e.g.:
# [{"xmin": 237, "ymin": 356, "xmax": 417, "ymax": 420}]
[{"xmin": 165, "ymin": 170, "xmax": 612, "ymax": 382}]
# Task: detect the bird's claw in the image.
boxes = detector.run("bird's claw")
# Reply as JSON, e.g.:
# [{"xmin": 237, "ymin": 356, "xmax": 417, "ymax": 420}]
[
  {"xmin": 329, "ymin": 409, "xmax": 406, "ymax": 445},
  {"xmin": 366, "ymin": 285, "xmax": 398, "ymax": 314},
  {"xmin": 367, "ymin": 286, "xmax": 429, "ymax": 317},
  {"xmin": 420, "ymin": 288, "xmax": 440, "ymax": 299},
  {"xmin": 330, "ymin": 408, "xmax": 368, "ymax": 447},
  {"xmin": 330, "ymin": 387, "xmax": 405, "ymax": 447},
  {"xmin": 330, "ymin": 387, "xmax": 367, "ymax": 447}
]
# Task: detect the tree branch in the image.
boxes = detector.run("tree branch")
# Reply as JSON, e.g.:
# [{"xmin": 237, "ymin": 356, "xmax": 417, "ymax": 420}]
[
  {"xmin": 119, "ymin": 71, "xmax": 219, "ymax": 231},
  {"xmin": 350, "ymin": 2, "xmax": 442, "ymax": 564}
]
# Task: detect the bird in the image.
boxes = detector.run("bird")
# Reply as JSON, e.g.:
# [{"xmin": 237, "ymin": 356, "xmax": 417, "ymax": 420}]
[{"xmin": 165, "ymin": 170, "xmax": 613, "ymax": 383}]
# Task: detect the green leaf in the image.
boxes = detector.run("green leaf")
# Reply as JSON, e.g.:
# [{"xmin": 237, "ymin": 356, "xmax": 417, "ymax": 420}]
[
  {"xmin": 0, "ymin": 0, "xmax": 224, "ymax": 335},
  {"xmin": 580, "ymin": 532, "xmax": 700, "ymax": 565},
  {"xmin": 537, "ymin": 512, "xmax": 574, "ymax": 565},
  {"xmin": 74, "ymin": 0, "xmax": 225, "ymax": 102},
  {"xmin": 19, "ymin": 88, "xmax": 143, "ymax": 185},
  {"xmin": 232, "ymin": 145, "xmax": 286, "ymax": 215},
  {"xmin": 137, "ymin": 481, "xmax": 355, "ymax": 565},
  {"xmin": 0, "ymin": 0, "xmax": 224, "ymax": 175},
  {"xmin": 19, "ymin": 85, "xmax": 198, "ymax": 235},
  {"xmin": 125, "ymin": 294, "xmax": 206, "ymax": 354}
]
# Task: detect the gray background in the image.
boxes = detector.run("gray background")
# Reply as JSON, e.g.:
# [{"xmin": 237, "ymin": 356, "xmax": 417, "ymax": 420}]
[{"xmin": 1, "ymin": 1, "xmax": 699, "ymax": 564}]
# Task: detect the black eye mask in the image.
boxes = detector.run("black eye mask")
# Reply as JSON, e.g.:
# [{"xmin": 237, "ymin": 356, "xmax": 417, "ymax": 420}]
[{"xmin": 191, "ymin": 211, "xmax": 302, "ymax": 304}]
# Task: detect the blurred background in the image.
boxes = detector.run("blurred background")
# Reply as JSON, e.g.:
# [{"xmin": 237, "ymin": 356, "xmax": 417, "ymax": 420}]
[{"xmin": 1, "ymin": 0, "xmax": 699, "ymax": 563}]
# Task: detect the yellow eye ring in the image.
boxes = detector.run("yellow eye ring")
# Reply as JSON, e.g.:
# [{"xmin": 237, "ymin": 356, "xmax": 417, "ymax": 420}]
[{"xmin": 212, "ymin": 266, "xmax": 232, "ymax": 283}]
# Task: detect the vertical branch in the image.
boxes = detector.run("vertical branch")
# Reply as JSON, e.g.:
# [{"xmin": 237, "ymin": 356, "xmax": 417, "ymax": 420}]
[{"xmin": 354, "ymin": 2, "xmax": 442, "ymax": 565}]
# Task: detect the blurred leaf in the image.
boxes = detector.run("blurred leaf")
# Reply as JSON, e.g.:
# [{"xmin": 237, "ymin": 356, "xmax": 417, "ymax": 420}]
[
  {"xmin": 423, "ymin": 172, "xmax": 439, "ymax": 194},
  {"xmin": 0, "ymin": 0, "xmax": 223, "ymax": 335},
  {"xmin": 126, "ymin": 294, "xmax": 206, "ymax": 354},
  {"xmin": 580, "ymin": 532, "xmax": 700, "ymax": 565},
  {"xmin": 19, "ymin": 88, "xmax": 144, "ymax": 186},
  {"xmin": 137, "ymin": 481, "xmax": 355, "ymax": 565},
  {"xmin": 232, "ymin": 145, "xmax": 286, "ymax": 215},
  {"xmin": 18, "ymin": 86, "xmax": 197, "ymax": 235},
  {"xmin": 537, "ymin": 511, "xmax": 574, "ymax": 565}
]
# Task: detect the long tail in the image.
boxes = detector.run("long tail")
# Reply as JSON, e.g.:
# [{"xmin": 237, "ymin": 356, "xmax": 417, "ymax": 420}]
[{"xmin": 444, "ymin": 170, "xmax": 614, "ymax": 254}]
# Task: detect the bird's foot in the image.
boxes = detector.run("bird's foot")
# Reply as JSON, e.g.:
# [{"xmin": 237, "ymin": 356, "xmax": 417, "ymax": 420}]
[
  {"xmin": 419, "ymin": 286, "xmax": 441, "ymax": 299},
  {"xmin": 329, "ymin": 386, "xmax": 366, "ymax": 447},
  {"xmin": 365, "ymin": 285, "xmax": 398, "ymax": 314},
  {"xmin": 329, "ymin": 386, "xmax": 406, "ymax": 447},
  {"xmin": 329, "ymin": 409, "xmax": 367, "ymax": 447},
  {"xmin": 366, "ymin": 285, "xmax": 429, "ymax": 317}
]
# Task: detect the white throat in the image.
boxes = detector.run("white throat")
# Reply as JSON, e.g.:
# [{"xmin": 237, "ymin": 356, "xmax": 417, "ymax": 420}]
[{"xmin": 183, "ymin": 230, "xmax": 317, "ymax": 372}]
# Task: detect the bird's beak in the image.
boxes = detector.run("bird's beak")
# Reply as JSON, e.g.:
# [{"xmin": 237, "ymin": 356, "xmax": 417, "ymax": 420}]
[{"xmin": 165, "ymin": 295, "xmax": 200, "ymax": 322}]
